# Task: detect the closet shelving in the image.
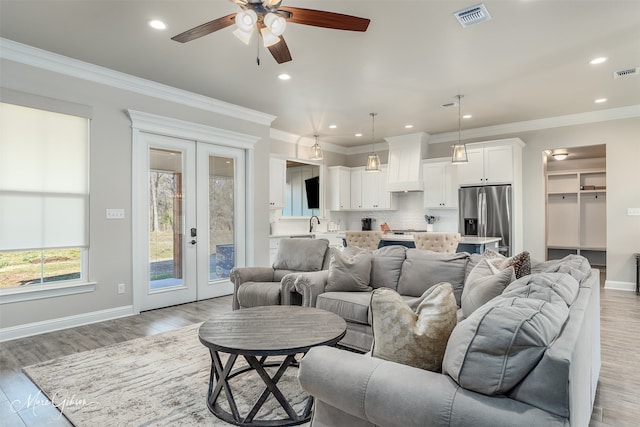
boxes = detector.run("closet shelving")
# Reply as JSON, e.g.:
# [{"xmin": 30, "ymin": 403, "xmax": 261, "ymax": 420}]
[{"xmin": 546, "ymin": 169, "xmax": 606, "ymax": 266}]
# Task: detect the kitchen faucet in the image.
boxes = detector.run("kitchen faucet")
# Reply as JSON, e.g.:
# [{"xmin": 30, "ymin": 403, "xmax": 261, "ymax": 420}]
[{"xmin": 309, "ymin": 215, "xmax": 320, "ymax": 232}]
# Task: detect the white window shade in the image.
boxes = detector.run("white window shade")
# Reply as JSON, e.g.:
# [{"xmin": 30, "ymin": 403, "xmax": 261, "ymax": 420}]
[{"xmin": 0, "ymin": 103, "xmax": 89, "ymax": 251}]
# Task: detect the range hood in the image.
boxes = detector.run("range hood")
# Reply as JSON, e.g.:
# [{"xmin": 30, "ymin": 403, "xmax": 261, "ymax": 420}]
[{"xmin": 385, "ymin": 132, "xmax": 429, "ymax": 192}]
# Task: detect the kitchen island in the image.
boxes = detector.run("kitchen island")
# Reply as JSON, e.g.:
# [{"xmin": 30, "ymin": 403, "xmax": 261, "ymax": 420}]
[{"xmin": 377, "ymin": 233, "xmax": 501, "ymax": 253}]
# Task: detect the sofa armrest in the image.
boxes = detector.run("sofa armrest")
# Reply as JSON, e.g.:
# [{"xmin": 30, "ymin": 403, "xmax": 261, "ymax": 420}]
[
  {"xmin": 299, "ymin": 346, "xmax": 459, "ymax": 427},
  {"xmin": 281, "ymin": 272, "xmax": 303, "ymax": 306},
  {"xmin": 300, "ymin": 346, "xmax": 568, "ymax": 427},
  {"xmin": 293, "ymin": 270, "xmax": 329, "ymax": 307},
  {"xmin": 230, "ymin": 266, "xmax": 275, "ymax": 310}
]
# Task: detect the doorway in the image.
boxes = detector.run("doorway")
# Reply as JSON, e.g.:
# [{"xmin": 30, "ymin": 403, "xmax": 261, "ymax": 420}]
[{"xmin": 133, "ymin": 131, "xmax": 247, "ymax": 312}]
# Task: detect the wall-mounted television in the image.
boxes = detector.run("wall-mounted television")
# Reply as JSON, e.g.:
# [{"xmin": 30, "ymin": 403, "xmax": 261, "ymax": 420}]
[{"xmin": 304, "ymin": 176, "xmax": 320, "ymax": 209}]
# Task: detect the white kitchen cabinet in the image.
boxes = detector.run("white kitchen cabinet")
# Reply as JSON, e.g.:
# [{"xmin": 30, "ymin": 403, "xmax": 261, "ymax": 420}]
[
  {"xmin": 351, "ymin": 166, "xmax": 395, "ymax": 210},
  {"xmin": 327, "ymin": 166, "xmax": 350, "ymax": 210},
  {"xmin": 458, "ymin": 145, "xmax": 514, "ymax": 186},
  {"xmin": 423, "ymin": 160, "xmax": 458, "ymax": 208},
  {"xmin": 269, "ymin": 157, "xmax": 286, "ymax": 209}
]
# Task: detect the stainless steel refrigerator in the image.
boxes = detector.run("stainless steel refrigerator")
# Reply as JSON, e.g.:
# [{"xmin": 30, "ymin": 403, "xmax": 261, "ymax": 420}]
[{"xmin": 458, "ymin": 185, "xmax": 512, "ymax": 256}]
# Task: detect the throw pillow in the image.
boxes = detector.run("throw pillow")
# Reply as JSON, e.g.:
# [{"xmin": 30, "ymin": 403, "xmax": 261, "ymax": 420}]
[
  {"xmin": 442, "ymin": 296, "xmax": 569, "ymax": 395},
  {"xmin": 502, "ymin": 272, "xmax": 581, "ymax": 306},
  {"xmin": 369, "ymin": 245, "xmax": 407, "ymax": 290},
  {"xmin": 461, "ymin": 259, "xmax": 514, "ymax": 318},
  {"xmin": 370, "ymin": 283, "xmax": 458, "ymax": 372},
  {"xmin": 486, "ymin": 250, "xmax": 531, "ymax": 279},
  {"xmin": 325, "ymin": 247, "xmax": 373, "ymax": 292},
  {"xmin": 272, "ymin": 238, "xmax": 329, "ymax": 271}
]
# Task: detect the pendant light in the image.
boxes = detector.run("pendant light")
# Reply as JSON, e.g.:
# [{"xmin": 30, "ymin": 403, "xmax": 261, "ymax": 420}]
[
  {"xmin": 365, "ymin": 112, "xmax": 381, "ymax": 172},
  {"xmin": 310, "ymin": 134, "xmax": 323, "ymax": 160},
  {"xmin": 451, "ymin": 94, "xmax": 468, "ymax": 164}
]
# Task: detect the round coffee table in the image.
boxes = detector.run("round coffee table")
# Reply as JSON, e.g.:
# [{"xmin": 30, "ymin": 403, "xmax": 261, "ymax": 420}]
[{"xmin": 199, "ymin": 306, "xmax": 347, "ymax": 426}]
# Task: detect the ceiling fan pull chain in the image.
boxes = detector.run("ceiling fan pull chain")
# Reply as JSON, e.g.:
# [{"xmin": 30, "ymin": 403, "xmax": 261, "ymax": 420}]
[{"xmin": 256, "ymin": 35, "xmax": 261, "ymax": 66}]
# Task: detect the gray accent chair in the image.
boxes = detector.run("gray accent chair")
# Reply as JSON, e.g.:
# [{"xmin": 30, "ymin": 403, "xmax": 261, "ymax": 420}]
[{"xmin": 230, "ymin": 238, "xmax": 330, "ymax": 310}]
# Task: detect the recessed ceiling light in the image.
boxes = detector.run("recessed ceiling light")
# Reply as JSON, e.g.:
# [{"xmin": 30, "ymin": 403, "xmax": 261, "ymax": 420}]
[
  {"xmin": 148, "ymin": 20, "xmax": 167, "ymax": 30},
  {"xmin": 329, "ymin": 125, "xmax": 337, "ymax": 129},
  {"xmin": 278, "ymin": 73, "xmax": 291, "ymax": 80},
  {"xmin": 594, "ymin": 98, "xmax": 608, "ymax": 104},
  {"xmin": 404, "ymin": 124, "xmax": 413, "ymax": 129},
  {"xmin": 463, "ymin": 114, "xmax": 472, "ymax": 119},
  {"xmin": 589, "ymin": 57, "xmax": 608, "ymax": 65},
  {"xmin": 355, "ymin": 133, "xmax": 363, "ymax": 137}
]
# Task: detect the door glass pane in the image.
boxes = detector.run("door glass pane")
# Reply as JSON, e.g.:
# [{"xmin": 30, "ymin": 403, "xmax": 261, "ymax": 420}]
[
  {"xmin": 149, "ymin": 148, "xmax": 184, "ymax": 290},
  {"xmin": 209, "ymin": 156, "xmax": 235, "ymax": 281}
]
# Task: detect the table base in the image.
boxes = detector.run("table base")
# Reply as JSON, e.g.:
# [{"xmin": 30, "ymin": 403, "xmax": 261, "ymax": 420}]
[{"xmin": 206, "ymin": 350, "xmax": 313, "ymax": 427}]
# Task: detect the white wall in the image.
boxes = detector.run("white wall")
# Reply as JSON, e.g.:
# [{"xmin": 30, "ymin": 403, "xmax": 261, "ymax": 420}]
[{"xmin": 0, "ymin": 57, "xmax": 273, "ymax": 330}]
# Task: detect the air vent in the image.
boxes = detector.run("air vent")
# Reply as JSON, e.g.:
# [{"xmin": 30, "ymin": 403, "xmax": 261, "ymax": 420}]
[
  {"xmin": 614, "ymin": 67, "xmax": 639, "ymax": 79},
  {"xmin": 454, "ymin": 4, "xmax": 491, "ymax": 27}
]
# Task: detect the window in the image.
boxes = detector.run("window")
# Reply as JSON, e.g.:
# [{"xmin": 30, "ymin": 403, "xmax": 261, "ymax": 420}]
[{"xmin": 0, "ymin": 102, "xmax": 89, "ymax": 289}]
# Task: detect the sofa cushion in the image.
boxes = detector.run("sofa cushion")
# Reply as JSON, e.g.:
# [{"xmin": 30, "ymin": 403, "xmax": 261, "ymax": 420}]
[
  {"xmin": 461, "ymin": 259, "xmax": 514, "ymax": 318},
  {"xmin": 326, "ymin": 247, "xmax": 373, "ymax": 292},
  {"xmin": 397, "ymin": 250, "xmax": 468, "ymax": 304},
  {"xmin": 442, "ymin": 296, "xmax": 569, "ymax": 395},
  {"xmin": 316, "ymin": 291, "xmax": 373, "ymax": 325},
  {"xmin": 370, "ymin": 245, "xmax": 407, "ymax": 290},
  {"xmin": 502, "ymin": 272, "xmax": 580, "ymax": 306},
  {"xmin": 370, "ymin": 283, "xmax": 457, "ymax": 371},
  {"xmin": 530, "ymin": 254, "xmax": 591, "ymax": 283},
  {"xmin": 272, "ymin": 238, "xmax": 329, "ymax": 271}
]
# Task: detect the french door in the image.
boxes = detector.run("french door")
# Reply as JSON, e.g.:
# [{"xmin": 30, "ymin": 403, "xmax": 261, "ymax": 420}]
[{"xmin": 137, "ymin": 132, "xmax": 245, "ymax": 311}]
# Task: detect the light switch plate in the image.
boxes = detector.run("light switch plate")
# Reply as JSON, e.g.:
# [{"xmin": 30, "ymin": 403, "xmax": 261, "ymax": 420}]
[
  {"xmin": 628, "ymin": 208, "xmax": 640, "ymax": 216},
  {"xmin": 106, "ymin": 208, "xmax": 125, "ymax": 219}
]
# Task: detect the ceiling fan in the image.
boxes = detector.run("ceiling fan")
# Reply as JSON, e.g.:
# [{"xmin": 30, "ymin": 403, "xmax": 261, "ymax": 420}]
[{"xmin": 171, "ymin": 0, "xmax": 370, "ymax": 64}]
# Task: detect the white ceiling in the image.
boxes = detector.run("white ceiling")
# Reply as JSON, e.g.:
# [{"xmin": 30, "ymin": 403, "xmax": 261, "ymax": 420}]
[{"xmin": 1, "ymin": 1, "xmax": 639, "ymax": 148}]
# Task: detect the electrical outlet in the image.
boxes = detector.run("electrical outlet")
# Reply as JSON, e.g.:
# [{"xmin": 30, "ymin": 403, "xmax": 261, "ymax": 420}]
[
  {"xmin": 117, "ymin": 283, "xmax": 125, "ymax": 294},
  {"xmin": 628, "ymin": 208, "xmax": 640, "ymax": 216},
  {"xmin": 106, "ymin": 208, "xmax": 125, "ymax": 219}
]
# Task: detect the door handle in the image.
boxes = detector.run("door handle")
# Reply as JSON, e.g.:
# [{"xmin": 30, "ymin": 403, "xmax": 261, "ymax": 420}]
[{"xmin": 190, "ymin": 240, "xmax": 197, "ymax": 245}]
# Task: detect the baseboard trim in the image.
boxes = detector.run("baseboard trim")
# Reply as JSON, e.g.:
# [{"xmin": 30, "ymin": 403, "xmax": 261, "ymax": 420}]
[
  {"xmin": 604, "ymin": 280, "xmax": 636, "ymax": 291},
  {"xmin": 0, "ymin": 305, "xmax": 135, "ymax": 342}
]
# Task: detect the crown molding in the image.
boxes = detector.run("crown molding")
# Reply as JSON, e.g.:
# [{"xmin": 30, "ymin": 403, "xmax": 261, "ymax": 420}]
[
  {"xmin": 0, "ymin": 38, "xmax": 277, "ymax": 126},
  {"xmin": 428, "ymin": 105, "xmax": 640, "ymax": 144},
  {"xmin": 270, "ymin": 128, "xmax": 349, "ymax": 155}
]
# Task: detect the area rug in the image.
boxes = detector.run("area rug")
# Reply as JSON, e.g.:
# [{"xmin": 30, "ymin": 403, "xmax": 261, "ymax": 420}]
[{"xmin": 23, "ymin": 323, "xmax": 311, "ymax": 426}]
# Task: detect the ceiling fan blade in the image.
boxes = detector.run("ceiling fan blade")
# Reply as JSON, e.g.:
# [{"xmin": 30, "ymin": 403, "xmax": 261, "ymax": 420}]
[
  {"xmin": 267, "ymin": 36, "xmax": 292, "ymax": 64},
  {"xmin": 278, "ymin": 7, "xmax": 370, "ymax": 32},
  {"xmin": 171, "ymin": 13, "xmax": 237, "ymax": 43}
]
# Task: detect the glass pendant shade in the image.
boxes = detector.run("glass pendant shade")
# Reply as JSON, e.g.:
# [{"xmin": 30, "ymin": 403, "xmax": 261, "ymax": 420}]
[
  {"xmin": 236, "ymin": 10, "xmax": 257, "ymax": 32},
  {"xmin": 310, "ymin": 135, "xmax": 323, "ymax": 160},
  {"xmin": 261, "ymin": 27, "xmax": 281, "ymax": 47},
  {"xmin": 451, "ymin": 144, "xmax": 468, "ymax": 164},
  {"xmin": 365, "ymin": 153, "xmax": 381, "ymax": 172},
  {"xmin": 264, "ymin": 13, "xmax": 286, "ymax": 36},
  {"xmin": 233, "ymin": 27, "xmax": 253, "ymax": 45}
]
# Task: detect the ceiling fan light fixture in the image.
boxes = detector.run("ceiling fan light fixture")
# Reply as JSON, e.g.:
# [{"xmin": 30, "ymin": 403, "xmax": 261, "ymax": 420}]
[
  {"xmin": 264, "ymin": 13, "xmax": 286, "ymax": 36},
  {"xmin": 235, "ymin": 10, "xmax": 257, "ymax": 32},
  {"xmin": 233, "ymin": 27, "xmax": 253, "ymax": 45},
  {"xmin": 261, "ymin": 27, "xmax": 281, "ymax": 47}
]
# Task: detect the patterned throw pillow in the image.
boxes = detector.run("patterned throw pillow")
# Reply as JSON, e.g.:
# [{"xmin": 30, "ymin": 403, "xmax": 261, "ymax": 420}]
[
  {"xmin": 483, "ymin": 249, "xmax": 531, "ymax": 279},
  {"xmin": 370, "ymin": 283, "xmax": 458, "ymax": 371}
]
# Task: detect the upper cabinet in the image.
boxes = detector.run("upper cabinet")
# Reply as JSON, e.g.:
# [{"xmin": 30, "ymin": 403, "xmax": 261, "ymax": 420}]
[
  {"xmin": 269, "ymin": 157, "xmax": 286, "ymax": 209},
  {"xmin": 458, "ymin": 143, "xmax": 516, "ymax": 186},
  {"xmin": 423, "ymin": 160, "xmax": 458, "ymax": 208},
  {"xmin": 327, "ymin": 166, "xmax": 351, "ymax": 211},
  {"xmin": 328, "ymin": 165, "xmax": 396, "ymax": 211}
]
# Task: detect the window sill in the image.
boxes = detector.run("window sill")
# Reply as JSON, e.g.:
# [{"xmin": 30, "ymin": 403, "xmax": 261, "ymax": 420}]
[{"xmin": 0, "ymin": 281, "xmax": 97, "ymax": 305}]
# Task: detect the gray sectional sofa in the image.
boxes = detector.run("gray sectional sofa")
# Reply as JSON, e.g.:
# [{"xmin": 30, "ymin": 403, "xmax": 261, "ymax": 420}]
[{"xmin": 294, "ymin": 246, "xmax": 600, "ymax": 427}]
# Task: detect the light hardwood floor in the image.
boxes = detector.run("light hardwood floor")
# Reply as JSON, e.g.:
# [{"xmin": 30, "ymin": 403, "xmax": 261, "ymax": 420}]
[{"xmin": 0, "ymin": 272, "xmax": 638, "ymax": 426}]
